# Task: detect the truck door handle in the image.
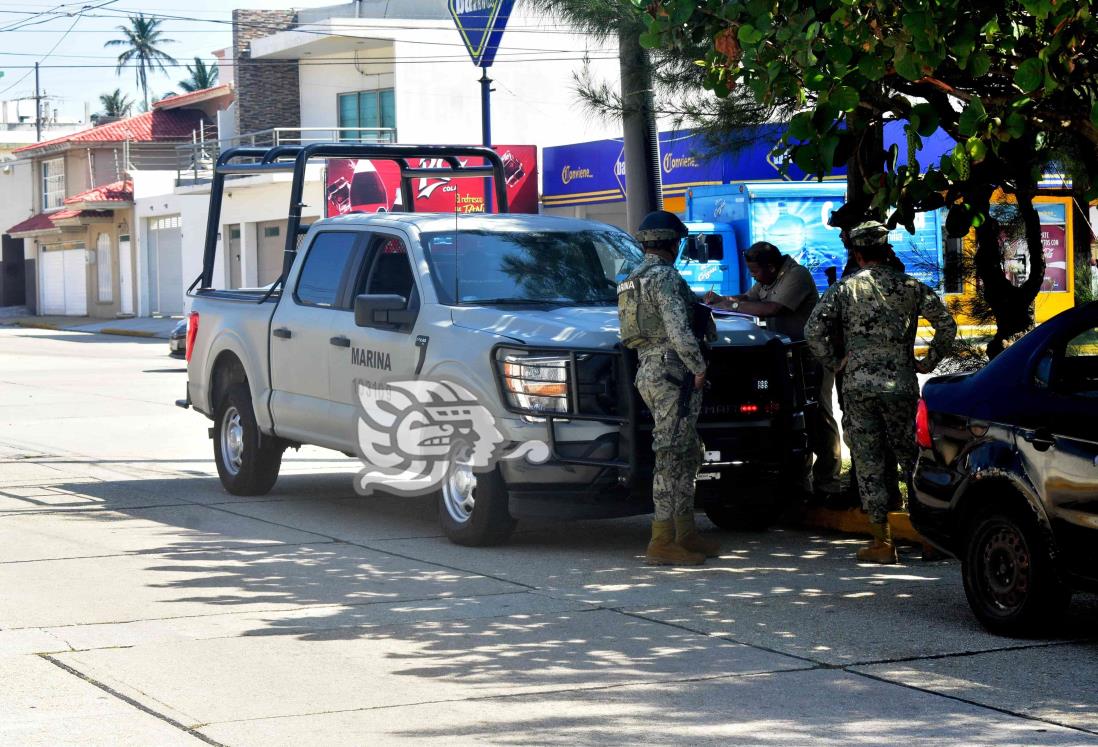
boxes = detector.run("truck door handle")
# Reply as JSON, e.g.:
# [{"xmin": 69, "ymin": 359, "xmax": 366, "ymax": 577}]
[
  {"xmin": 272, "ymin": 327, "xmax": 292, "ymax": 339},
  {"xmin": 329, "ymin": 335, "xmax": 351, "ymax": 348},
  {"xmin": 1023, "ymin": 429, "xmax": 1055, "ymax": 452}
]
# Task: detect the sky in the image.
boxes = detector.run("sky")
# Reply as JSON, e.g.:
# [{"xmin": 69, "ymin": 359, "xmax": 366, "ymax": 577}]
[{"xmin": 0, "ymin": 0, "xmax": 338, "ymax": 121}]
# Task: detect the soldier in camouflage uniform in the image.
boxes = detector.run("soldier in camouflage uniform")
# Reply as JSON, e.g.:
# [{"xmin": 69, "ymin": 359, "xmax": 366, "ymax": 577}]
[
  {"xmin": 805, "ymin": 221, "xmax": 957, "ymax": 564},
  {"xmin": 618, "ymin": 210, "xmax": 720, "ymax": 565}
]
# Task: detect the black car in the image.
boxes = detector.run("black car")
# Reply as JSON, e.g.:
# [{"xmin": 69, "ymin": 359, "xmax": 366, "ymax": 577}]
[
  {"xmin": 912, "ymin": 301, "xmax": 1098, "ymax": 635},
  {"xmin": 168, "ymin": 318, "xmax": 187, "ymax": 358}
]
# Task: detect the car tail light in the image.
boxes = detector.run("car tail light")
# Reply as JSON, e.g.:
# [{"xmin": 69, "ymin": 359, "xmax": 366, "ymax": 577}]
[
  {"xmin": 915, "ymin": 398, "xmax": 932, "ymax": 448},
  {"xmin": 185, "ymin": 311, "xmax": 199, "ymax": 362}
]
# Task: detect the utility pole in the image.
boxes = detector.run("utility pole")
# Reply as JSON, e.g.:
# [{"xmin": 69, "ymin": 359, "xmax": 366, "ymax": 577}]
[
  {"xmin": 34, "ymin": 62, "xmax": 41, "ymax": 142},
  {"xmin": 480, "ymin": 66, "xmax": 493, "ymax": 213}
]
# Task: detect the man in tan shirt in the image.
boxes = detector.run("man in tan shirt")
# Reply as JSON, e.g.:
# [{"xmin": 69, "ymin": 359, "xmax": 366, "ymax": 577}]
[{"xmin": 706, "ymin": 241, "xmax": 841, "ymax": 497}]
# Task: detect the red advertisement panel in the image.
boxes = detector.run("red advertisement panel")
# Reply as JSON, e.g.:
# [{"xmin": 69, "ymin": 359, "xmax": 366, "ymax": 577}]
[{"xmin": 325, "ymin": 145, "xmax": 537, "ymax": 217}]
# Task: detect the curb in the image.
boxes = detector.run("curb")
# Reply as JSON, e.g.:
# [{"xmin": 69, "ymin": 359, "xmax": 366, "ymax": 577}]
[
  {"xmin": 6, "ymin": 319, "xmax": 63, "ymax": 331},
  {"xmin": 93, "ymin": 328, "xmax": 160, "ymax": 339}
]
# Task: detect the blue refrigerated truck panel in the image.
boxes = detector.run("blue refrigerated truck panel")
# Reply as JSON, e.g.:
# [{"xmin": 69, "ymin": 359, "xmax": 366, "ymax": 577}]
[{"xmin": 680, "ymin": 181, "xmax": 945, "ymax": 296}]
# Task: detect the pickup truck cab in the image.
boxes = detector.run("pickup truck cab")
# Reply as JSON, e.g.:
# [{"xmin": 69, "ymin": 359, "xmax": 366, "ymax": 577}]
[{"xmin": 183, "ymin": 145, "xmax": 812, "ymax": 546}]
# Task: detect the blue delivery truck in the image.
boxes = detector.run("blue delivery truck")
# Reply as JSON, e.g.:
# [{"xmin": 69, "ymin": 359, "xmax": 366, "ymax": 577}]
[{"xmin": 677, "ymin": 181, "xmax": 945, "ymax": 297}]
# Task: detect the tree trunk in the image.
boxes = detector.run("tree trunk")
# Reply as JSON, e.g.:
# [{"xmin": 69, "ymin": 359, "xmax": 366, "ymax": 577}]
[
  {"xmin": 971, "ymin": 186, "xmax": 1046, "ymax": 358},
  {"xmin": 619, "ymin": 25, "xmax": 662, "ymax": 233}
]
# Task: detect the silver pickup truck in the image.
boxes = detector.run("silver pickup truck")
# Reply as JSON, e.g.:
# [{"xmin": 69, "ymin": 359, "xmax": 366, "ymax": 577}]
[{"xmin": 181, "ymin": 144, "xmax": 812, "ymax": 546}]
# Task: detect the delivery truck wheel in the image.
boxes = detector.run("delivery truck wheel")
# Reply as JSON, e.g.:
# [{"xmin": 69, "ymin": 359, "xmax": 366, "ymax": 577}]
[
  {"xmin": 438, "ymin": 458, "xmax": 515, "ymax": 546},
  {"xmin": 214, "ymin": 383, "xmax": 283, "ymax": 496}
]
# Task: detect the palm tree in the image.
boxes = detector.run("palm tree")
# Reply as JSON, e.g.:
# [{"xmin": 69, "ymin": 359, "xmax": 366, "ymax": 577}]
[
  {"xmin": 178, "ymin": 57, "xmax": 218, "ymax": 93},
  {"xmin": 105, "ymin": 14, "xmax": 178, "ymax": 110},
  {"xmin": 98, "ymin": 88, "xmax": 133, "ymax": 118}
]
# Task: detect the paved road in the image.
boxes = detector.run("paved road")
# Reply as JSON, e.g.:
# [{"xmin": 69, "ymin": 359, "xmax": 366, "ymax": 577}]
[{"xmin": 1, "ymin": 326, "xmax": 1096, "ymax": 746}]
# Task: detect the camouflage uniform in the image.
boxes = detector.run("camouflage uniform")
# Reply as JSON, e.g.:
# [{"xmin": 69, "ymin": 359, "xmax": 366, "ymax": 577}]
[
  {"xmin": 618, "ymin": 253, "xmax": 708, "ymax": 521},
  {"xmin": 805, "ymin": 250, "xmax": 956, "ymax": 525}
]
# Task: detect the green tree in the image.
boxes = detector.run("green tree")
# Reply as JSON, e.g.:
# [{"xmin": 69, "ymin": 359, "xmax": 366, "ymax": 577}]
[
  {"xmin": 97, "ymin": 88, "xmax": 133, "ymax": 118},
  {"xmin": 643, "ymin": 0, "xmax": 1098, "ymax": 356},
  {"xmin": 105, "ymin": 14, "xmax": 178, "ymax": 111},
  {"xmin": 178, "ymin": 57, "xmax": 218, "ymax": 93}
]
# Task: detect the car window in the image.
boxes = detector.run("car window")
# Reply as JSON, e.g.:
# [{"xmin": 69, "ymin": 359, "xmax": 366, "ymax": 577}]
[
  {"xmin": 361, "ymin": 235, "xmax": 416, "ymax": 301},
  {"xmin": 295, "ymin": 232, "xmax": 361, "ymax": 308},
  {"xmin": 1054, "ymin": 326, "xmax": 1098, "ymax": 397}
]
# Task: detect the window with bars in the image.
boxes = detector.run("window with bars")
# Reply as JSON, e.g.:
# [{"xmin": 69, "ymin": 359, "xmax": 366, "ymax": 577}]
[
  {"xmin": 337, "ymin": 89, "xmax": 395, "ymax": 141},
  {"xmin": 41, "ymin": 158, "xmax": 65, "ymax": 211}
]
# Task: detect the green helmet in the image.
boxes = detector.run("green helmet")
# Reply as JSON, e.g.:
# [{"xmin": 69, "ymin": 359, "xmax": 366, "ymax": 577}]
[
  {"xmin": 636, "ymin": 210, "xmax": 688, "ymax": 245},
  {"xmin": 848, "ymin": 220, "xmax": 890, "ymax": 248}
]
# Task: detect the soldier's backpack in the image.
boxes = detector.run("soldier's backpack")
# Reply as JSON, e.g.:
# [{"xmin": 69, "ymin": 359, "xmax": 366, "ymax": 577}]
[{"xmin": 617, "ymin": 263, "xmax": 664, "ymax": 349}]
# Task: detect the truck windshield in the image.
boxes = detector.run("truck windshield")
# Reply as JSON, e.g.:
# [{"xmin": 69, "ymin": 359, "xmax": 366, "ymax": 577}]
[{"xmin": 421, "ymin": 229, "xmax": 643, "ymax": 305}]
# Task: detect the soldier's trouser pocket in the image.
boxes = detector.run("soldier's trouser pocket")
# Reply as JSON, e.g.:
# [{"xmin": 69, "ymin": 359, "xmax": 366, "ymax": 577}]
[{"xmin": 636, "ymin": 358, "xmax": 700, "ymax": 454}]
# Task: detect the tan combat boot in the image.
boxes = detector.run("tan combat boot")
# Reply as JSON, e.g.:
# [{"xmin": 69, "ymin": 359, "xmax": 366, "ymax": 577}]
[
  {"xmin": 674, "ymin": 514, "xmax": 721, "ymax": 558},
  {"xmin": 646, "ymin": 519, "xmax": 705, "ymax": 566},
  {"xmin": 857, "ymin": 521, "xmax": 898, "ymax": 564}
]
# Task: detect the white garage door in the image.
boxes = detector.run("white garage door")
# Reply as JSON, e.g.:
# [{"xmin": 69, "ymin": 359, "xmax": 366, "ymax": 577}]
[
  {"xmin": 147, "ymin": 215, "xmax": 183, "ymax": 315},
  {"xmin": 39, "ymin": 248, "xmax": 87, "ymax": 316}
]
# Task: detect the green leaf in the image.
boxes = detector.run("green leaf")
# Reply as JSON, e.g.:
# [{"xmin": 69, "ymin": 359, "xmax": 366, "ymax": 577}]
[
  {"xmin": 945, "ymin": 204, "xmax": 973, "ymax": 238},
  {"xmin": 911, "ymin": 103, "xmax": 940, "ymax": 136},
  {"xmin": 980, "ymin": 17, "xmax": 999, "ymax": 39},
  {"xmin": 818, "ymin": 134, "xmax": 840, "ymax": 173},
  {"xmin": 1091, "ymin": 101, "xmax": 1098, "ymax": 128},
  {"xmin": 887, "ymin": 143, "xmax": 900, "ymax": 172},
  {"xmin": 858, "ymin": 55, "xmax": 886, "ymax": 81},
  {"xmin": 965, "ymin": 137, "xmax": 988, "ymax": 163},
  {"xmin": 788, "ymin": 111, "xmax": 816, "ymax": 140},
  {"xmin": 1005, "ymin": 112, "xmax": 1026, "ymax": 138},
  {"xmin": 968, "ymin": 53, "xmax": 991, "ymax": 78},
  {"xmin": 804, "ymin": 68, "xmax": 828, "ymax": 91},
  {"xmin": 792, "ymin": 144, "xmax": 818, "ymax": 174},
  {"xmin": 830, "ymin": 85, "xmax": 860, "ymax": 112},
  {"xmin": 957, "ymin": 99, "xmax": 987, "ymax": 137},
  {"xmin": 738, "ymin": 24, "xmax": 761, "ymax": 45},
  {"xmin": 1014, "ymin": 58, "xmax": 1044, "ymax": 93},
  {"xmin": 830, "ymin": 43, "xmax": 853, "ymax": 65},
  {"xmin": 895, "ymin": 52, "xmax": 923, "ymax": 81},
  {"xmin": 639, "ymin": 31, "xmax": 662, "ymax": 49}
]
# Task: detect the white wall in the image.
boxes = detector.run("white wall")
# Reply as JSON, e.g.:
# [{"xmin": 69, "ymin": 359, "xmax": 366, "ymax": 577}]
[
  {"xmin": 0, "ymin": 159, "xmax": 34, "ymax": 236},
  {"xmin": 293, "ymin": 7, "xmax": 623, "ymax": 149}
]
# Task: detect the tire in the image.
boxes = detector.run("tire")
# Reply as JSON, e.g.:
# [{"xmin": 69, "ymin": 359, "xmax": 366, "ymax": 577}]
[
  {"xmin": 213, "ymin": 383, "xmax": 283, "ymax": 496},
  {"xmin": 704, "ymin": 501, "xmax": 786, "ymax": 532},
  {"xmin": 437, "ymin": 459, "xmax": 516, "ymax": 546},
  {"xmin": 961, "ymin": 506, "xmax": 1071, "ymax": 636}
]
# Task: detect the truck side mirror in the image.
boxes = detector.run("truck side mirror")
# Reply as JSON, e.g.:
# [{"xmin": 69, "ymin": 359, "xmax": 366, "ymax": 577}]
[{"xmin": 355, "ymin": 293, "xmax": 415, "ymax": 330}]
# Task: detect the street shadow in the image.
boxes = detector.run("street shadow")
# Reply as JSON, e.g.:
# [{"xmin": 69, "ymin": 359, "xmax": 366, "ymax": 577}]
[{"xmin": 7, "ymin": 331, "xmax": 167, "ymax": 346}]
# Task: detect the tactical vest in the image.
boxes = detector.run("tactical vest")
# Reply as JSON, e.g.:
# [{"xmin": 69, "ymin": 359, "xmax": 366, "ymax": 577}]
[{"xmin": 617, "ymin": 262, "xmax": 667, "ymax": 349}]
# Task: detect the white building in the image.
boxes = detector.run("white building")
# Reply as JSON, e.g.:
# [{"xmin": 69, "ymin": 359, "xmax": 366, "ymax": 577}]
[{"xmin": 134, "ymin": 0, "xmax": 624, "ymax": 309}]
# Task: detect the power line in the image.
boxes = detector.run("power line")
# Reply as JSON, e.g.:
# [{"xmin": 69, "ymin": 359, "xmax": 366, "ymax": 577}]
[
  {"xmin": 0, "ymin": 54, "xmax": 618, "ymax": 69},
  {"xmin": 0, "ymin": 3, "xmax": 109, "ymax": 95}
]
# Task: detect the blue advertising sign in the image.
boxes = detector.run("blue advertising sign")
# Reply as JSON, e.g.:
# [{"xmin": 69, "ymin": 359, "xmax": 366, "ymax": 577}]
[{"xmin": 448, "ymin": 0, "xmax": 515, "ymax": 68}]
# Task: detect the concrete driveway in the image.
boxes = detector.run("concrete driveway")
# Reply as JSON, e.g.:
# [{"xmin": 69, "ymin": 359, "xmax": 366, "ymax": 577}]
[{"xmin": 1, "ymin": 326, "xmax": 1096, "ymax": 746}]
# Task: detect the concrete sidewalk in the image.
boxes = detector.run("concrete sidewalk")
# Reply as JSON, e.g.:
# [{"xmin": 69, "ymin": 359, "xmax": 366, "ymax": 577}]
[{"xmin": 0, "ymin": 314, "xmax": 180, "ymax": 339}]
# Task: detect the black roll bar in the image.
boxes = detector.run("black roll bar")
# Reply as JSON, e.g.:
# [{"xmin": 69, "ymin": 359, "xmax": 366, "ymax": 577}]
[{"xmin": 196, "ymin": 143, "xmax": 510, "ymax": 291}]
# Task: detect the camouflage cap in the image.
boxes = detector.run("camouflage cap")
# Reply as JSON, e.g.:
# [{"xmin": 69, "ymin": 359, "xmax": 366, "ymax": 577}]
[
  {"xmin": 635, "ymin": 227, "xmax": 683, "ymax": 243},
  {"xmin": 848, "ymin": 221, "xmax": 890, "ymax": 248}
]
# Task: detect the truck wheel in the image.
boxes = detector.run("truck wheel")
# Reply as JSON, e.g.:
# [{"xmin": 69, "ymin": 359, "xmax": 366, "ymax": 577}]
[
  {"xmin": 214, "ymin": 383, "xmax": 283, "ymax": 496},
  {"xmin": 961, "ymin": 507, "xmax": 1070, "ymax": 636},
  {"xmin": 437, "ymin": 459, "xmax": 515, "ymax": 546},
  {"xmin": 704, "ymin": 502, "xmax": 785, "ymax": 532}
]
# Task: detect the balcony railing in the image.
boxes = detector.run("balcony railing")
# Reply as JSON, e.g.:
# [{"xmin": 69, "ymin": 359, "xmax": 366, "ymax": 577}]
[{"xmin": 123, "ymin": 127, "xmax": 398, "ymax": 184}]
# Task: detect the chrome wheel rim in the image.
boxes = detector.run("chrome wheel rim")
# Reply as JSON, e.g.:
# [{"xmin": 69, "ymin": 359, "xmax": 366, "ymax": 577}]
[
  {"xmin": 980, "ymin": 524, "xmax": 1030, "ymax": 612},
  {"xmin": 221, "ymin": 406, "xmax": 244, "ymax": 476},
  {"xmin": 442, "ymin": 456, "xmax": 477, "ymax": 524}
]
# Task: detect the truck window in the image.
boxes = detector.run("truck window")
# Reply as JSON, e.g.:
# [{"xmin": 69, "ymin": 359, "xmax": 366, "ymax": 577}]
[
  {"xmin": 421, "ymin": 229, "xmax": 642, "ymax": 305},
  {"xmin": 362, "ymin": 236, "xmax": 416, "ymax": 300},
  {"xmin": 294, "ymin": 232, "xmax": 361, "ymax": 308}
]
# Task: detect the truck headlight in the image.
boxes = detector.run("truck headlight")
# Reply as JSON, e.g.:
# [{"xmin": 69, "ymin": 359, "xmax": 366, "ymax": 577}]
[{"xmin": 500, "ymin": 354, "xmax": 569, "ymax": 414}]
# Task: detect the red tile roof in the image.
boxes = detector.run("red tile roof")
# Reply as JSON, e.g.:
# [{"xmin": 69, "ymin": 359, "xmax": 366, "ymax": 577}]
[
  {"xmin": 154, "ymin": 84, "xmax": 233, "ymax": 110},
  {"xmin": 7, "ymin": 212, "xmax": 57, "ymax": 235},
  {"xmin": 48, "ymin": 209, "xmax": 85, "ymax": 222},
  {"xmin": 13, "ymin": 109, "xmax": 208, "ymax": 155},
  {"xmin": 64, "ymin": 179, "xmax": 133, "ymax": 205}
]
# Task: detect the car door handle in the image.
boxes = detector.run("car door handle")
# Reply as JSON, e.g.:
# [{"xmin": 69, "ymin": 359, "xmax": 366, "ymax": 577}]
[
  {"xmin": 272, "ymin": 327, "xmax": 292, "ymax": 339},
  {"xmin": 329, "ymin": 335, "xmax": 351, "ymax": 348},
  {"xmin": 1023, "ymin": 429, "xmax": 1055, "ymax": 452}
]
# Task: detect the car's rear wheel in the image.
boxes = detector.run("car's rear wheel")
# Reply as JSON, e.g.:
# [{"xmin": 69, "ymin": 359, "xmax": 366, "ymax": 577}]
[
  {"xmin": 437, "ymin": 453, "xmax": 515, "ymax": 546},
  {"xmin": 962, "ymin": 507, "xmax": 1071, "ymax": 636},
  {"xmin": 214, "ymin": 383, "xmax": 283, "ymax": 496}
]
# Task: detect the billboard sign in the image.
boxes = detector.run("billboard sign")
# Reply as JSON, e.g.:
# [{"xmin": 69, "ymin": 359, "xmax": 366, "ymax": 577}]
[
  {"xmin": 325, "ymin": 145, "xmax": 537, "ymax": 217},
  {"xmin": 449, "ymin": 0, "xmax": 515, "ymax": 67}
]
